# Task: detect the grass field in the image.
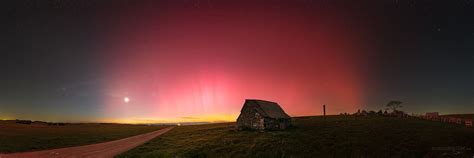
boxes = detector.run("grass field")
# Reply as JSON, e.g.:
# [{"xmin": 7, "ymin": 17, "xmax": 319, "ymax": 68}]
[
  {"xmin": 119, "ymin": 116, "xmax": 474, "ymax": 158},
  {"xmin": 0, "ymin": 121, "xmax": 167, "ymax": 153}
]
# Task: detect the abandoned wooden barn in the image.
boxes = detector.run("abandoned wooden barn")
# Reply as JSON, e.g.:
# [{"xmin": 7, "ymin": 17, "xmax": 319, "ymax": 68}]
[{"xmin": 237, "ymin": 99, "xmax": 291, "ymax": 130}]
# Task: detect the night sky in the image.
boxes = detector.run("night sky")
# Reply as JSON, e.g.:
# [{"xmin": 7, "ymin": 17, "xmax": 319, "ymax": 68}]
[{"xmin": 1, "ymin": 0, "xmax": 473, "ymax": 123}]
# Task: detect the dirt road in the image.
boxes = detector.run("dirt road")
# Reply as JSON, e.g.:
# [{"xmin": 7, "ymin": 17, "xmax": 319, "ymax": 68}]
[{"xmin": 0, "ymin": 126, "xmax": 174, "ymax": 158}]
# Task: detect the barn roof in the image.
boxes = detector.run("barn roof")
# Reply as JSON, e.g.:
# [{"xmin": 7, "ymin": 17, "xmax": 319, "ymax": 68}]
[{"xmin": 244, "ymin": 99, "xmax": 290, "ymax": 119}]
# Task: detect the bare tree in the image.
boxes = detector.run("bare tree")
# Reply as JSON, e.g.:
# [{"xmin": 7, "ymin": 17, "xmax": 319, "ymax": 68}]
[{"xmin": 386, "ymin": 100, "xmax": 403, "ymax": 112}]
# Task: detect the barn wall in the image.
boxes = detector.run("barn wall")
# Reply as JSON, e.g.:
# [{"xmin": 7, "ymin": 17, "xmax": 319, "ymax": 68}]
[
  {"xmin": 237, "ymin": 105, "xmax": 264, "ymax": 130},
  {"xmin": 264, "ymin": 118, "xmax": 278, "ymax": 130},
  {"xmin": 264, "ymin": 118, "xmax": 291, "ymax": 130}
]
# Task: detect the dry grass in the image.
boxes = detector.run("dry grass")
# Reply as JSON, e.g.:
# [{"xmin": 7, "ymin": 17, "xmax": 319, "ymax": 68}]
[
  {"xmin": 118, "ymin": 116, "xmax": 474, "ymax": 158},
  {"xmin": 0, "ymin": 121, "xmax": 167, "ymax": 153}
]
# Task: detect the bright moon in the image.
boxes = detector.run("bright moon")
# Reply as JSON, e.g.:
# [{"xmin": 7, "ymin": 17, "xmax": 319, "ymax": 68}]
[{"xmin": 124, "ymin": 97, "xmax": 130, "ymax": 103}]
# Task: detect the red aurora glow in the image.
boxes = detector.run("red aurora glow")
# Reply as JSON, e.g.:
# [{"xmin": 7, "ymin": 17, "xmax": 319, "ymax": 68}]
[{"xmin": 100, "ymin": 2, "xmax": 372, "ymax": 122}]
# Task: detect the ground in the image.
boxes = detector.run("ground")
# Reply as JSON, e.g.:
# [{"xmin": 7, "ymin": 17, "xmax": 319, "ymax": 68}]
[
  {"xmin": 0, "ymin": 121, "xmax": 167, "ymax": 153},
  {"xmin": 0, "ymin": 127, "xmax": 173, "ymax": 158},
  {"xmin": 118, "ymin": 116, "xmax": 474, "ymax": 158},
  {"xmin": 442, "ymin": 114, "xmax": 474, "ymax": 120}
]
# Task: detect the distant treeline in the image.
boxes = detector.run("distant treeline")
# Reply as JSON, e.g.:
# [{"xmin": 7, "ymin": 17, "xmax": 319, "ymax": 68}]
[
  {"xmin": 15, "ymin": 119, "xmax": 66, "ymax": 126},
  {"xmin": 344, "ymin": 109, "xmax": 409, "ymax": 118}
]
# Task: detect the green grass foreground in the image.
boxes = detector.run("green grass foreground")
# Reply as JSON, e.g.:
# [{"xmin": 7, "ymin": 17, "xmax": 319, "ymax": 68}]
[
  {"xmin": 0, "ymin": 121, "xmax": 167, "ymax": 153},
  {"xmin": 118, "ymin": 116, "xmax": 474, "ymax": 158}
]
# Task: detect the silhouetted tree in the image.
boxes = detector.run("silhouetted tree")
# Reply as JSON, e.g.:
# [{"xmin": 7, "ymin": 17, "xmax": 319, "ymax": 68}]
[
  {"xmin": 386, "ymin": 100, "xmax": 403, "ymax": 112},
  {"xmin": 353, "ymin": 109, "xmax": 361, "ymax": 115},
  {"xmin": 377, "ymin": 110, "xmax": 383, "ymax": 116},
  {"xmin": 361, "ymin": 110, "xmax": 368, "ymax": 116},
  {"xmin": 369, "ymin": 110, "xmax": 376, "ymax": 116}
]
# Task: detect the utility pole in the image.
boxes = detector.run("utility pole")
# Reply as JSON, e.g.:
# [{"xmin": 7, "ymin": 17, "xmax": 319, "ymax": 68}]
[{"xmin": 323, "ymin": 104, "xmax": 326, "ymax": 116}]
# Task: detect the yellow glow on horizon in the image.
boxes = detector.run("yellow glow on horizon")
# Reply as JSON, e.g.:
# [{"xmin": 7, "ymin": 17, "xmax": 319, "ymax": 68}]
[
  {"xmin": 99, "ymin": 113, "xmax": 239, "ymax": 124},
  {"xmin": 0, "ymin": 116, "xmax": 14, "ymax": 120}
]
